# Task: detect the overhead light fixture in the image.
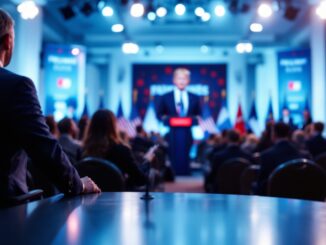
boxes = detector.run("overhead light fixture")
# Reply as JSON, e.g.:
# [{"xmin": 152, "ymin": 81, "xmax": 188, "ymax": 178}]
[
  {"xmin": 155, "ymin": 44, "xmax": 164, "ymax": 53},
  {"xmin": 236, "ymin": 42, "xmax": 253, "ymax": 54},
  {"xmin": 130, "ymin": 2, "xmax": 144, "ymax": 18},
  {"xmin": 17, "ymin": 0, "xmax": 39, "ymax": 20},
  {"xmin": 214, "ymin": 5, "xmax": 226, "ymax": 17},
  {"xmin": 102, "ymin": 6, "xmax": 114, "ymax": 17},
  {"xmin": 316, "ymin": 1, "xmax": 326, "ymax": 19},
  {"xmin": 250, "ymin": 23, "xmax": 263, "ymax": 32},
  {"xmin": 147, "ymin": 11, "xmax": 156, "ymax": 21},
  {"xmin": 201, "ymin": 12, "xmax": 211, "ymax": 22},
  {"xmin": 195, "ymin": 7, "xmax": 205, "ymax": 17},
  {"xmin": 284, "ymin": 5, "xmax": 300, "ymax": 21},
  {"xmin": 200, "ymin": 45, "xmax": 210, "ymax": 53},
  {"xmin": 71, "ymin": 48, "xmax": 80, "ymax": 56},
  {"xmin": 175, "ymin": 3, "xmax": 186, "ymax": 16},
  {"xmin": 156, "ymin": 7, "xmax": 167, "ymax": 17},
  {"xmin": 258, "ymin": 3, "xmax": 273, "ymax": 18},
  {"xmin": 122, "ymin": 42, "xmax": 140, "ymax": 54},
  {"xmin": 80, "ymin": 2, "xmax": 94, "ymax": 16},
  {"xmin": 59, "ymin": 5, "xmax": 76, "ymax": 20},
  {"xmin": 111, "ymin": 24, "xmax": 124, "ymax": 33}
]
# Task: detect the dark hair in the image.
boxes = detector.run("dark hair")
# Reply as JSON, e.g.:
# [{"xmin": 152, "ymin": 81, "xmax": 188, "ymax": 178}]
[
  {"xmin": 136, "ymin": 125, "xmax": 143, "ymax": 134},
  {"xmin": 58, "ymin": 118, "xmax": 72, "ymax": 134},
  {"xmin": 45, "ymin": 115, "xmax": 58, "ymax": 136},
  {"xmin": 78, "ymin": 116, "xmax": 89, "ymax": 140},
  {"xmin": 274, "ymin": 122, "xmax": 290, "ymax": 138},
  {"xmin": 227, "ymin": 130, "xmax": 240, "ymax": 143},
  {"xmin": 83, "ymin": 109, "xmax": 121, "ymax": 157},
  {"xmin": 314, "ymin": 122, "xmax": 324, "ymax": 133}
]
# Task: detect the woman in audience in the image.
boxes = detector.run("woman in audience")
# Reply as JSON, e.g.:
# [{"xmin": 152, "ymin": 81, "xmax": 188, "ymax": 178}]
[
  {"xmin": 83, "ymin": 109, "xmax": 155, "ymax": 188},
  {"xmin": 45, "ymin": 115, "xmax": 59, "ymax": 139}
]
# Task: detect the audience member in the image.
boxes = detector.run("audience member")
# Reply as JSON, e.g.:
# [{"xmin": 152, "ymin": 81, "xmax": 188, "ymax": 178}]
[
  {"xmin": 257, "ymin": 122, "xmax": 311, "ymax": 195},
  {"xmin": 0, "ymin": 9, "xmax": 100, "ymax": 200},
  {"xmin": 241, "ymin": 134, "xmax": 259, "ymax": 153},
  {"xmin": 302, "ymin": 110, "xmax": 312, "ymax": 130},
  {"xmin": 45, "ymin": 115, "xmax": 59, "ymax": 139},
  {"xmin": 255, "ymin": 122, "xmax": 274, "ymax": 152},
  {"xmin": 78, "ymin": 115, "xmax": 89, "ymax": 141},
  {"xmin": 57, "ymin": 118, "xmax": 83, "ymax": 165},
  {"xmin": 131, "ymin": 125, "xmax": 154, "ymax": 153},
  {"xmin": 306, "ymin": 122, "xmax": 326, "ymax": 158}
]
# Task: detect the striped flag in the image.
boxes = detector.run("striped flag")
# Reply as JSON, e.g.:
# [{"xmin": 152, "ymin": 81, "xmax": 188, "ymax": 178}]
[
  {"xmin": 198, "ymin": 101, "xmax": 217, "ymax": 133},
  {"xmin": 248, "ymin": 99, "xmax": 260, "ymax": 135},
  {"xmin": 143, "ymin": 100, "xmax": 160, "ymax": 133}
]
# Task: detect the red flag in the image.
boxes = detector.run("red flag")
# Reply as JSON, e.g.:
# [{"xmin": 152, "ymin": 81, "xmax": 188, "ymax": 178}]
[{"xmin": 234, "ymin": 103, "xmax": 246, "ymax": 135}]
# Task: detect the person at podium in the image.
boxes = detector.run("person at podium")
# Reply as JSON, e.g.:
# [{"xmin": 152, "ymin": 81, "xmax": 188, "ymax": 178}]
[{"xmin": 157, "ymin": 68, "xmax": 201, "ymax": 175}]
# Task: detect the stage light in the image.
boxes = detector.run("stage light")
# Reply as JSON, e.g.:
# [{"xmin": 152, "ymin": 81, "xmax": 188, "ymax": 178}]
[
  {"xmin": 156, "ymin": 7, "xmax": 167, "ymax": 17},
  {"xmin": 122, "ymin": 42, "xmax": 140, "ymax": 54},
  {"xmin": 316, "ymin": 1, "xmax": 326, "ymax": 20},
  {"xmin": 111, "ymin": 24, "xmax": 124, "ymax": 33},
  {"xmin": 175, "ymin": 3, "xmax": 186, "ymax": 16},
  {"xmin": 195, "ymin": 7, "xmax": 205, "ymax": 17},
  {"xmin": 250, "ymin": 23, "xmax": 263, "ymax": 32},
  {"xmin": 236, "ymin": 42, "xmax": 253, "ymax": 53},
  {"xmin": 59, "ymin": 5, "xmax": 75, "ymax": 20},
  {"xmin": 258, "ymin": 3, "xmax": 273, "ymax": 18},
  {"xmin": 201, "ymin": 12, "xmax": 211, "ymax": 22},
  {"xmin": 17, "ymin": 0, "xmax": 39, "ymax": 20},
  {"xmin": 130, "ymin": 3, "xmax": 144, "ymax": 18},
  {"xmin": 71, "ymin": 48, "xmax": 80, "ymax": 56},
  {"xmin": 102, "ymin": 6, "xmax": 114, "ymax": 17},
  {"xmin": 80, "ymin": 2, "xmax": 94, "ymax": 16},
  {"xmin": 97, "ymin": 1, "xmax": 106, "ymax": 10},
  {"xmin": 147, "ymin": 12, "xmax": 156, "ymax": 21},
  {"xmin": 200, "ymin": 45, "xmax": 209, "ymax": 53},
  {"xmin": 214, "ymin": 5, "xmax": 226, "ymax": 17},
  {"xmin": 284, "ymin": 6, "xmax": 300, "ymax": 21}
]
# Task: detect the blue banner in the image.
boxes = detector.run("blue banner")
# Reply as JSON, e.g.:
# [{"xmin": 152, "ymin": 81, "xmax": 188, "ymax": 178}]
[
  {"xmin": 44, "ymin": 44, "xmax": 86, "ymax": 121},
  {"xmin": 278, "ymin": 50, "xmax": 311, "ymax": 127}
]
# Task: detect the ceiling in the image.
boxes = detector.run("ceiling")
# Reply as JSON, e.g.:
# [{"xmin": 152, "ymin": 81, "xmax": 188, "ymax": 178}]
[{"xmin": 1, "ymin": 0, "xmax": 314, "ymax": 53}]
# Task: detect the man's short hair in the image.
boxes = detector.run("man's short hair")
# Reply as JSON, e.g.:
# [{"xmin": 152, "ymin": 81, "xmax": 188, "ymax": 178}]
[
  {"xmin": 58, "ymin": 118, "xmax": 72, "ymax": 134},
  {"xmin": 174, "ymin": 68, "xmax": 190, "ymax": 78},
  {"xmin": 314, "ymin": 122, "xmax": 324, "ymax": 133},
  {"xmin": 274, "ymin": 122, "xmax": 290, "ymax": 138},
  {"xmin": 227, "ymin": 130, "xmax": 240, "ymax": 143},
  {"xmin": 0, "ymin": 9, "xmax": 14, "ymax": 42}
]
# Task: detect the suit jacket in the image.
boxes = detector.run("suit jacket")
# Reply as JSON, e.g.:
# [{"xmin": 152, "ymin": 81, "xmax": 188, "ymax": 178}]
[
  {"xmin": 258, "ymin": 140, "xmax": 311, "ymax": 194},
  {"xmin": 58, "ymin": 134, "xmax": 82, "ymax": 166},
  {"xmin": 306, "ymin": 134, "xmax": 326, "ymax": 158},
  {"xmin": 156, "ymin": 90, "xmax": 201, "ymax": 122},
  {"xmin": 0, "ymin": 68, "xmax": 82, "ymax": 198}
]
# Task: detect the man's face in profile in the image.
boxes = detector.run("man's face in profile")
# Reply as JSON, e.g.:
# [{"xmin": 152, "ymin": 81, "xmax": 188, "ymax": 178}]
[{"xmin": 173, "ymin": 72, "xmax": 190, "ymax": 90}]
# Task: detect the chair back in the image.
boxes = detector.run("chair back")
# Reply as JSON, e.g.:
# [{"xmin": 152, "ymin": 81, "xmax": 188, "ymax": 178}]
[
  {"xmin": 76, "ymin": 157, "xmax": 125, "ymax": 192},
  {"xmin": 214, "ymin": 158, "xmax": 251, "ymax": 194},
  {"xmin": 315, "ymin": 152, "xmax": 326, "ymax": 171},
  {"xmin": 268, "ymin": 158, "xmax": 326, "ymax": 201},
  {"xmin": 240, "ymin": 165, "xmax": 261, "ymax": 194},
  {"xmin": 0, "ymin": 189, "xmax": 43, "ymax": 208}
]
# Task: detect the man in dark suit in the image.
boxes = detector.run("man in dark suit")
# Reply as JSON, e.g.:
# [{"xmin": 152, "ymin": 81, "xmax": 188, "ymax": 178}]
[
  {"xmin": 0, "ymin": 9, "xmax": 100, "ymax": 200},
  {"xmin": 157, "ymin": 68, "xmax": 201, "ymax": 175},
  {"xmin": 306, "ymin": 122, "xmax": 326, "ymax": 158},
  {"xmin": 257, "ymin": 122, "xmax": 311, "ymax": 195}
]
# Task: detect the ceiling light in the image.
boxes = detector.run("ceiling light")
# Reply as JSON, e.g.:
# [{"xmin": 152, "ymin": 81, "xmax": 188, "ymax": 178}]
[
  {"xmin": 102, "ymin": 6, "xmax": 114, "ymax": 17},
  {"xmin": 111, "ymin": 24, "xmax": 124, "ymax": 33},
  {"xmin": 71, "ymin": 48, "xmax": 80, "ymax": 56},
  {"xmin": 316, "ymin": 1, "xmax": 326, "ymax": 19},
  {"xmin": 250, "ymin": 23, "xmax": 263, "ymax": 32},
  {"xmin": 195, "ymin": 7, "xmax": 205, "ymax": 17},
  {"xmin": 122, "ymin": 42, "xmax": 140, "ymax": 54},
  {"xmin": 147, "ymin": 12, "xmax": 156, "ymax": 21},
  {"xmin": 156, "ymin": 7, "xmax": 167, "ymax": 17},
  {"xmin": 17, "ymin": 0, "xmax": 39, "ymax": 20},
  {"xmin": 201, "ymin": 12, "xmax": 211, "ymax": 22},
  {"xmin": 214, "ymin": 5, "xmax": 226, "ymax": 17},
  {"xmin": 200, "ymin": 45, "xmax": 209, "ymax": 53},
  {"xmin": 258, "ymin": 3, "xmax": 273, "ymax": 18},
  {"xmin": 155, "ymin": 44, "xmax": 164, "ymax": 53},
  {"xmin": 236, "ymin": 42, "xmax": 253, "ymax": 54},
  {"xmin": 175, "ymin": 3, "xmax": 186, "ymax": 16},
  {"xmin": 130, "ymin": 3, "xmax": 144, "ymax": 18}
]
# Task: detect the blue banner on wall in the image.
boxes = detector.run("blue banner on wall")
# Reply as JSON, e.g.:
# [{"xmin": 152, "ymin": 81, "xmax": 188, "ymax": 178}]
[
  {"xmin": 278, "ymin": 50, "xmax": 311, "ymax": 127},
  {"xmin": 44, "ymin": 44, "xmax": 86, "ymax": 121}
]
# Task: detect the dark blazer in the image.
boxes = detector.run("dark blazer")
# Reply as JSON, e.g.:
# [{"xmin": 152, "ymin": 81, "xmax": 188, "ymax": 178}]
[
  {"xmin": 258, "ymin": 140, "xmax": 311, "ymax": 194},
  {"xmin": 131, "ymin": 135, "xmax": 154, "ymax": 153},
  {"xmin": 156, "ymin": 90, "xmax": 201, "ymax": 122},
  {"xmin": 58, "ymin": 134, "xmax": 83, "ymax": 166},
  {"xmin": 306, "ymin": 134, "xmax": 326, "ymax": 158},
  {"xmin": 0, "ymin": 68, "xmax": 82, "ymax": 198}
]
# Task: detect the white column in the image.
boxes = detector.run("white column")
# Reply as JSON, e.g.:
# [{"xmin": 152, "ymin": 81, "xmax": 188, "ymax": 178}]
[{"xmin": 310, "ymin": 15, "xmax": 326, "ymax": 122}]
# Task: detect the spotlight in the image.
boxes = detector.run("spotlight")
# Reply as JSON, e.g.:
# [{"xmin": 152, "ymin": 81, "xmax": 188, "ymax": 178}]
[
  {"xmin": 130, "ymin": 2, "xmax": 144, "ymax": 17},
  {"xmin": 195, "ymin": 7, "xmax": 205, "ymax": 17},
  {"xmin": 214, "ymin": 5, "xmax": 226, "ymax": 17},
  {"xmin": 71, "ymin": 48, "xmax": 80, "ymax": 56},
  {"xmin": 122, "ymin": 42, "xmax": 140, "ymax": 54},
  {"xmin": 201, "ymin": 12, "xmax": 211, "ymax": 22},
  {"xmin": 236, "ymin": 42, "xmax": 253, "ymax": 54},
  {"xmin": 17, "ymin": 0, "xmax": 39, "ymax": 20},
  {"xmin": 156, "ymin": 7, "xmax": 167, "ymax": 17},
  {"xmin": 316, "ymin": 1, "xmax": 326, "ymax": 19},
  {"xmin": 175, "ymin": 3, "xmax": 186, "ymax": 16},
  {"xmin": 147, "ymin": 12, "xmax": 156, "ymax": 21},
  {"xmin": 59, "ymin": 5, "xmax": 75, "ymax": 20},
  {"xmin": 258, "ymin": 3, "xmax": 273, "ymax": 18},
  {"xmin": 284, "ymin": 6, "xmax": 300, "ymax": 21},
  {"xmin": 80, "ymin": 2, "xmax": 94, "ymax": 16},
  {"xmin": 102, "ymin": 6, "xmax": 114, "ymax": 17},
  {"xmin": 111, "ymin": 24, "xmax": 124, "ymax": 33},
  {"xmin": 250, "ymin": 23, "xmax": 263, "ymax": 32}
]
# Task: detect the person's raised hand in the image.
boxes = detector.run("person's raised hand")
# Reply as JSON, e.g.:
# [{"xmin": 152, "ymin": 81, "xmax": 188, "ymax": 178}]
[
  {"xmin": 81, "ymin": 176, "xmax": 101, "ymax": 194},
  {"xmin": 144, "ymin": 144, "xmax": 159, "ymax": 162}
]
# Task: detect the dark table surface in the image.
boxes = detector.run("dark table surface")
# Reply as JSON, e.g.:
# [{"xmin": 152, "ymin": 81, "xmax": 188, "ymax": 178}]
[{"xmin": 1, "ymin": 192, "xmax": 326, "ymax": 245}]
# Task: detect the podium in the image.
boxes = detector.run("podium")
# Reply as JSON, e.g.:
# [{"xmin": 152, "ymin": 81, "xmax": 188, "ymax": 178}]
[{"xmin": 165, "ymin": 117, "xmax": 196, "ymax": 175}]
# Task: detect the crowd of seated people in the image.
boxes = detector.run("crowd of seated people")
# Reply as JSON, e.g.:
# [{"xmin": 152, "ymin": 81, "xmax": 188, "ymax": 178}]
[{"xmin": 202, "ymin": 121, "xmax": 326, "ymax": 196}]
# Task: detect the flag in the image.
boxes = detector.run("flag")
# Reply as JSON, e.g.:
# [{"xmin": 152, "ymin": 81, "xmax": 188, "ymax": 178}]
[
  {"xmin": 128, "ymin": 105, "xmax": 142, "ymax": 137},
  {"xmin": 116, "ymin": 101, "xmax": 133, "ymax": 136},
  {"xmin": 234, "ymin": 103, "xmax": 246, "ymax": 135},
  {"xmin": 198, "ymin": 101, "xmax": 217, "ymax": 133},
  {"xmin": 266, "ymin": 97, "xmax": 274, "ymax": 122},
  {"xmin": 81, "ymin": 95, "xmax": 89, "ymax": 118},
  {"xmin": 248, "ymin": 100, "xmax": 260, "ymax": 136},
  {"xmin": 98, "ymin": 95, "xmax": 105, "ymax": 109},
  {"xmin": 216, "ymin": 101, "xmax": 232, "ymax": 132},
  {"xmin": 143, "ymin": 100, "xmax": 160, "ymax": 133}
]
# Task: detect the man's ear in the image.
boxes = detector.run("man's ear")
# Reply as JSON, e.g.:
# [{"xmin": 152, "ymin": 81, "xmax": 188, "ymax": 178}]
[{"xmin": 1, "ymin": 34, "xmax": 11, "ymax": 51}]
